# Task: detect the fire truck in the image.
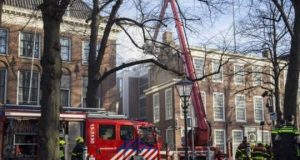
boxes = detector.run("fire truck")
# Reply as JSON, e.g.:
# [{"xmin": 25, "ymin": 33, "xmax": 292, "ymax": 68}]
[
  {"xmin": 153, "ymin": 0, "xmax": 225, "ymax": 159},
  {"xmin": 0, "ymin": 104, "xmax": 161, "ymax": 160}
]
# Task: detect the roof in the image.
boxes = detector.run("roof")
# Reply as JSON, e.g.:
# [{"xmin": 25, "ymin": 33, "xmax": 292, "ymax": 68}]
[{"xmin": 4, "ymin": 0, "xmax": 91, "ymax": 20}]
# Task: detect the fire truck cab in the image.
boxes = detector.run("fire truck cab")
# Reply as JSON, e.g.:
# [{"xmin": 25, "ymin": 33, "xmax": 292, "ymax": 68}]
[
  {"xmin": 0, "ymin": 104, "xmax": 161, "ymax": 160},
  {"xmin": 86, "ymin": 116, "xmax": 160, "ymax": 159}
]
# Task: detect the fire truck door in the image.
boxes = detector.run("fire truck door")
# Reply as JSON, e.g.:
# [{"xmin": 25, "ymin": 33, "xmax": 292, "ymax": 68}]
[{"xmin": 96, "ymin": 124, "xmax": 118, "ymax": 159}]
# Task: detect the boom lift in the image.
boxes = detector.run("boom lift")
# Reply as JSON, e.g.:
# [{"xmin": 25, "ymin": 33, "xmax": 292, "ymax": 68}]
[{"xmin": 154, "ymin": 0, "xmax": 224, "ymax": 159}]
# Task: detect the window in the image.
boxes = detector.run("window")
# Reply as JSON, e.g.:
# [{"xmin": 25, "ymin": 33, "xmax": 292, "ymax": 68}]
[
  {"xmin": 213, "ymin": 92, "xmax": 225, "ymax": 121},
  {"xmin": 235, "ymin": 95, "xmax": 246, "ymax": 122},
  {"xmin": 82, "ymin": 77, "xmax": 100, "ymax": 108},
  {"xmin": 201, "ymin": 91, "xmax": 206, "ymax": 113},
  {"xmin": 212, "ymin": 61, "xmax": 223, "ymax": 82},
  {"xmin": 20, "ymin": 32, "xmax": 40, "ymax": 58},
  {"xmin": 153, "ymin": 93, "xmax": 160, "ymax": 122},
  {"xmin": 232, "ymin": 130, "xmax": 243, "ymax": 160},
  {"xmin": 120, "ymin": 125, "xmax": 134, "ymax": 140},
  {"xmin": 60, "ymin": 75, "xmax": 70, "ymax": 107},
  {"xmin": 254, "ymin": 96, "xmax": 264, "ymax": 122},
  {"xmin": 0, "ymin": 69, "xmax": 6, "ymax": 103},
  {"xmin": 214, "ymin": 129, "xmax": 226, "ymax": 153},
  {"xmin": 99, "ymin": 125, "xmax": 115, "ymax": 140},
  {"xmin": 82, "ymin": 41, "xmax": 99, "ymax": 64},
  {"xmin": 18, "ymin": 71, "xmax": 39, "ymax": 105},
  {"xmin": 60, "ymin": 37, "xmax": 71, "ymax": 61},
  {"xmin": 252, "ymin": 66, "xmax": 262, "ymax": 86},
  {"xmin": 262, "ymin": 131, "xmax": 270, "ymax": 145},
  {"xmin": 166, "ymin": 128, "xmax": 174, "ymax": 149},
  {"xmin": 82, "ymin": 41, "xmax": 89, "ymax": 64},
  {"xmin": 165, "ymin": 88, "xmax": 173, "ymax": 120},
  {"xmin": 194, "ymin": 57, "xmax": 204, "ymax": 78},
  {"xmin": 234, "ymin": 64, "xmax": 245, "ymax": 85},
  {"xmin": 0, "ymin": 29, "xmax": 7, "ymax": 54}
]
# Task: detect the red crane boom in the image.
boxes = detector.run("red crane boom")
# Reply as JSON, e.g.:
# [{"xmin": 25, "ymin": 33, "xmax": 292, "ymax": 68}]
[{"xmin": 154, "ymin": 0, "xmax": 210, "ymax": 146}]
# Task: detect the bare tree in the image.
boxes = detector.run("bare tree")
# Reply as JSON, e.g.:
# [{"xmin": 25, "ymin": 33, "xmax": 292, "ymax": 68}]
[
  {"xmin": 270, "ymin": 0, "xmax": 300, "ymax": 120},
  {"xmin": 236, "ymin": 0, "xmax": 290, "ymax": 122}
]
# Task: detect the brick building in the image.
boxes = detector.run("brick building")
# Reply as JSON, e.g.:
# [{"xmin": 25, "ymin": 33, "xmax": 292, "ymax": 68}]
[
  {"xmin": 0, "ymin": 0, "xmax": 119, "ymax": 159},
  {"xmin": 138, "ymin": 32, "xmax": 286, "ymax": 159}
]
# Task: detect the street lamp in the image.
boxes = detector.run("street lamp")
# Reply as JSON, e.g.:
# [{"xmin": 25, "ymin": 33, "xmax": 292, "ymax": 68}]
[
  {"xmin": 260, "ymin": 121, "xmax": 265, "ymax": 144},
  {"xmin": 175, "ymin": 77, "xmax": 194, "ymax": 160}
]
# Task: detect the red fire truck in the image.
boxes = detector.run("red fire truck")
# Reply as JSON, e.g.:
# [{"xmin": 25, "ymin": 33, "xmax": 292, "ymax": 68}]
[{"xmin": 0, "ymin": 104, "xmax": 161, "ymax": 160}]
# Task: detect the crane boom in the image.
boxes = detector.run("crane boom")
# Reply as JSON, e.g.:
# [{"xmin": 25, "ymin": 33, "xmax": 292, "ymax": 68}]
[{"xmin": 154, "ymin": 0, "xmax": 209, "ymax": 146}]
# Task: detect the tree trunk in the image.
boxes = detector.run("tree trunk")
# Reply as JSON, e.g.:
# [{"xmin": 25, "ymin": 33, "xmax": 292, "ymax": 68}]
[
  {"xmin": 86, "ymin": 0, "xmax": 123, "ymax": 108},
  {"xmin": 86, "ymin": 0, "xmax": 100, "ymax": 108},
  {"xmin": 284, "ymin": 1, "xmax": 300, "ymax": 120},
  {"xmin": 39, "ymin": 0, "xmax": 69, "ymax": 159}
]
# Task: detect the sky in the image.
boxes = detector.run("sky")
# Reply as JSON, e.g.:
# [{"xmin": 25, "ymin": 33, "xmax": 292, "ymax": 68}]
[{"xmin": 116, "ymin": 0, "xmax": 242, "ymax": 63}]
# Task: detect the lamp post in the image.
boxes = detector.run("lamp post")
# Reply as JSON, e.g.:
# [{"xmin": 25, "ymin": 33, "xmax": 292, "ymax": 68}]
[
  {"xmin": 175, "ymin": 77, "xmax": 194, "ymax": 160},
  {"xmin": 260, "ymin": 121, "xmax": 265, "ymax": 144}
]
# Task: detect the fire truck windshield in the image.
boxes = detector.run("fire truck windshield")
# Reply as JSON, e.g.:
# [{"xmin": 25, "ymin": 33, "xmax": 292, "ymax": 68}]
[{"xmin": 138, "ymin": 127, "xmax": 156, "ymax": 145}]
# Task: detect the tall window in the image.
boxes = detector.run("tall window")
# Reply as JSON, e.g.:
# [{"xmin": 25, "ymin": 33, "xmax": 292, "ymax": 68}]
[
  {"xmin": 194, "ymin": 57, "xmax": 204, "ymax": 78},
  {"xmin": 0, "ymin": 69, "xmax": 6, "ymax": 103},
  {"xmin": 214, "ymin": 129, "xmax": 226, "ymax": 153},
  {"xmin": 60, "ymin": 37, "xmax": 71, "ymax": 61},
  {"xmin": 0, "ymin": 29, "xmax": 7, "ymax": 54},
  {"xmin": 212, "ymin": 61, "xmax": 223, "ymax": 82},
  {"xmin": 18, "ymin": 71, "xmax": 39, "ymax": 105},
  {"xmin": 82, "ymin": 77, "xmax": 100, "ymax": 108},
  {"xmin": 82, "ymin": 41, "xmax": 89, "ymax": 64},
  {"xmin": 235, "ymin": 95, "xmax": 246, "ymax": 122},
  {"xmin": 20, "ymin": 32, "xmax": 40, "ymax": 58},
  {"xmin": 252, "ymin": 66, "xmax": 262, "ymax": 86},
  {"xmin": 60, "ymin": 75, "xmax": 71, "ymax": 107},
  {"xmin": 254, "ymin": 96, "xmax": 264, "ymax": 122},
  {"xmin": 234, "ymin": 64, "xmax": 245, "ymax": 85},
  {"xmin": 165, "ymin": 88, "xmax": 173, "ymax": 120},
  {"xmin": 213, "ymin": 92, "xmax": 225, "ymax": 121},
  {"xmin": 82, "ymin": 41, "xmax": 99, "ymax": 64},
  {"xmin": 153, "ymin": 93, "xmax": 160, "ymax": 122},
  {"xmin": 262, "ymin": 131, "xmax": 270, "ymax": 145},
  {"xmin": 232, "ymin": 130, "xmax": 243, "ymax": 160},
  {"xmin": 166, "ymin": 128, "xmax": 174, "ymax": 149}
]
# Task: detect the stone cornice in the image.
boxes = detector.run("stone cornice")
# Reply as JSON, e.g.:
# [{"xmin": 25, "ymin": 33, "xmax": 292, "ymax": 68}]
[{"xmin": 2, "ymin": 5, "xmax": 120, "ymax": 36}]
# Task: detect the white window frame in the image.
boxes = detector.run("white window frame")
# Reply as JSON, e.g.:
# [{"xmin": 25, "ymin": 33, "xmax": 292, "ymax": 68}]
[
  {"xmin": 212, "ymin": 60, "xmax": 223, "ymax": 83},
  {"xmin": 165, "ymin": 88, "xmax": 173, "ymax": 120},
  {"xmin": 82, "ymin": 41, "xmax": 89, "ymax": 64},
  {"xmin": 194, "ymin": 57, "xmax": 205, "ymax": 79},
  {"xmin": 60, "ymin": 74, "xmax": 71, "ymax": 107},
  {"xmin": 213, "ymin": 92, "xmax": 225, "ymax": 121},
  {"xmin": 166, "ymin": 127, "xmax": 174, "ymax": 147},
  {"xmin": 252, "ymin": 66, "xmax": 262, "ymax": 86},
  {"xmin": 235, "ymin": 94, "xmax": 246, "ymax": 122},
  {"xmin": 234, "ymin": 64, "xmax": 245, "ymax": 85},
  {"xmin": 17, "ymin": 70, "xmax": 40, "ymax": 105},
  {"xmin": 81, "ymin": 77, "xmax": 100, "ymax": 108},
  {"xmin": 0, "ymin": 28, "xmax": 8, "ymax": 55},
  {"xmin": 254, "ymin": 96, "xmax": 264, "ymax": 123},
  {"xmin": 19, "ymin": 31, "xmax": 41, "ymax": 59},
  {"xmin": 60, "ymin": 37, "xmax": 71, "ymax": 62},
  {"xmin": 82, "ymin": 41, "xmax": 100, "ymax": 65},
  {"xmin": 232, "ymin": 130, "xmax": 243, "ymax": 160},
  {"xmin": 153, "ymin": 93, "xmax": 160, "ymax": 122},
  {"xmin": 214, "ymin": 129, "xmax": 226, "ymax": 153},
  {"xmin": 180, "ymin": 99, "xmax": 193, "ymax": 119},
  {"xmin": 0, "ymin": 69, "xmax": 7, "ymax": 104}
]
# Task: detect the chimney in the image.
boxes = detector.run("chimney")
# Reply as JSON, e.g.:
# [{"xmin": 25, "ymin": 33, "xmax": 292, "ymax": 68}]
[{"xmin": 162, "ymin": 32, "xmax": 173, "ymax": 44}]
